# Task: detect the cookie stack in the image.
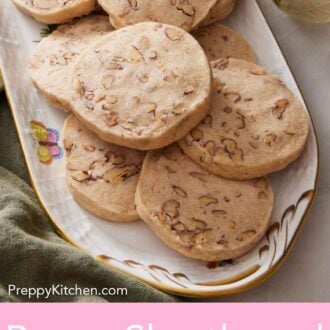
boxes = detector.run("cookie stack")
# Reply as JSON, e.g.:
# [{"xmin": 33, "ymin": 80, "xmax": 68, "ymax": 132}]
[{"xmin": 23, "ymin": 0, "xmax": 309, "ymax": 262}]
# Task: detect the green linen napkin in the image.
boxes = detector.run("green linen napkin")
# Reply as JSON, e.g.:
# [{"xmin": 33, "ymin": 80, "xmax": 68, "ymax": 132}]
[{"xmin": 0, "ymin": 92, "xmax": 177, "ymax": 302}]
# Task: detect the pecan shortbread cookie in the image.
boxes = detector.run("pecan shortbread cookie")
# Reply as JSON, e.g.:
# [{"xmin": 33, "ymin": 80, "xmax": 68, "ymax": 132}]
[
  {"xmin": 179, "ymin": 58, "xmax": 309, "ymax": 180},
  {"xmin": 193, "ymin": 23, "xmax": 256, "ymax": 62},
  {"xmin": 201, "ymin": 0, "xmax": 236, "ymax": 26},
  {"xmin": 68, "ymin": 22, "xmax": 212, "ymax": 150},
  {"xmin": 63, "ymin": 115, "xmax": 145, "ymax": 222},
  {"xmin": 98, "ymin": 0, "xmax": 218, "ymax": 31},
  {"xmin": 136, "ymin": 144, "xmax": 273, "ymax": 261},
  {"xmin": 29, "ymin": 16, "xmax": 112, "ymax": 111},
  {"xmin": 11, "ymin": 0, "xmax": 97, "ymax": 24}
]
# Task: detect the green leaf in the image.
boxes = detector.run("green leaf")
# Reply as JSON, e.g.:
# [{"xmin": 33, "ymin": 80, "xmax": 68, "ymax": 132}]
[{"xmin": 40, "ymin": 24, "xmax": 58, "ymax": 38}]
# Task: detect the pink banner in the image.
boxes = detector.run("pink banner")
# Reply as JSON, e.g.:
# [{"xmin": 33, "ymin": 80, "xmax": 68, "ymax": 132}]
[{"xmin": 0, "ymin": 304, "xmax": 328, "ymax": 330}]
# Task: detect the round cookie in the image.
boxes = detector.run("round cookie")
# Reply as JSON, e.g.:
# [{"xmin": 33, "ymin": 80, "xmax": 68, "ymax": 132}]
[
  {"xmin": 68, "ymin": 22, "xmax": 212, "ymax": 150},
  {"xmin": 200, "ymin": 0, "xmax": 236, "ymax": 26},
  {"xmin": 179, "ymin": 58, "xmax": 309, "ymax": 180},
  {"xmin": 11, "ymin": 0, "xmax": 96, "ymax": 24},
  {"xmin": 201, "ymin": 0, "xmax": 236, "ymax": 26},
  {"xmin": 98, "ymin": 0, "xmax": 218, "ymax": 31},
  {"xmin": 193, "ymin": 23, "xmax": 256, "ymax": 63},
  {"xmin": 136, "ymin": 144, "xmax": 273, "ymax": 261},
  {"xmin": 63, "ymin": 114, "xmax": 145, "ymax": 222},
  {"xmin": 28, "ymin": 16, "xmax": 112, "ymax": 112}
]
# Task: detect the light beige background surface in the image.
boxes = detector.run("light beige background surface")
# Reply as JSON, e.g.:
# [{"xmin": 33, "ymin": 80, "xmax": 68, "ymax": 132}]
[{"xmin": 212, "ymin": 0, "xmax": 330, "ymax": 302}]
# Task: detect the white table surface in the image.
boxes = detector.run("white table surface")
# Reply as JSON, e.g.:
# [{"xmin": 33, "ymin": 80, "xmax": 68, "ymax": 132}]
[{"xmin": 211, "ymin": 0, "xmax": 330, "ymax": 302}]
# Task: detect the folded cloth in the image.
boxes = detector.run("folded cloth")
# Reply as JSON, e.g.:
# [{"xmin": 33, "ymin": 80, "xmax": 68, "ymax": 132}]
[{"xmin": 0, "ymin": 93, "xmax": 177, "ymax": 302}]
